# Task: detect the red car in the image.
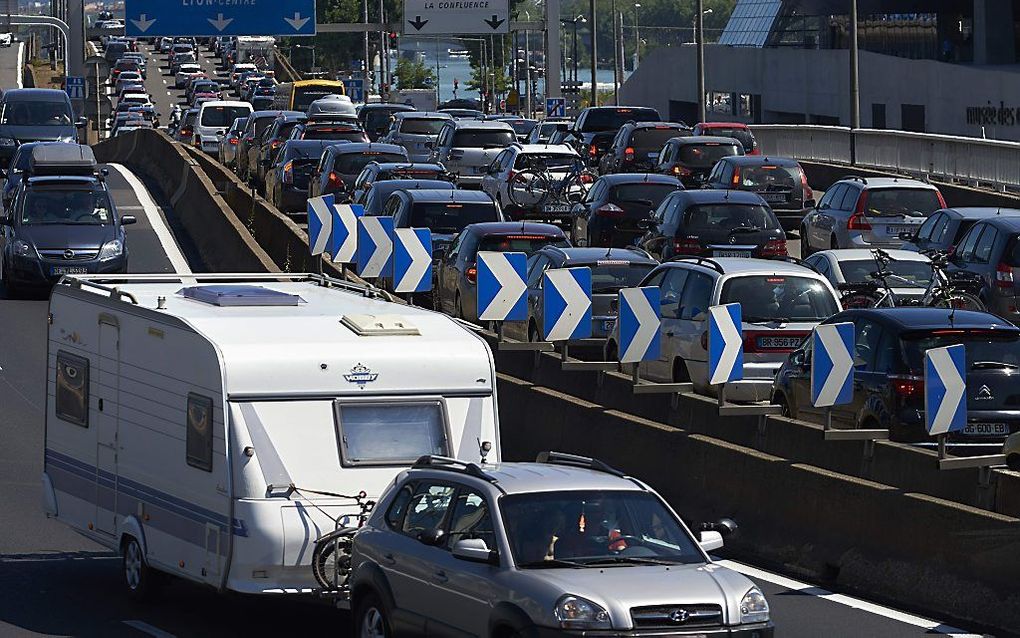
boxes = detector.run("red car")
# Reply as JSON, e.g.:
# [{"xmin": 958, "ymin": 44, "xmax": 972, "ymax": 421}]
[{"xmin": 692, "ymin": 122, "xmax": 759, "ymax": 155}]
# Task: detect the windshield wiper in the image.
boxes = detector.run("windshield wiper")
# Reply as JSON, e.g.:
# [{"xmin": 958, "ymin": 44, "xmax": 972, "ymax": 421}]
[
  {"xmin": 579, "ymin": 556, "xmax": 680, "ymax": 566},
  {"xmin": 517, "ymin": 559, "xmax": 586, "ymax": 569},
  {"xmin": 972, "ymin": 361, "xmax": 1020, "ymax": 370}
]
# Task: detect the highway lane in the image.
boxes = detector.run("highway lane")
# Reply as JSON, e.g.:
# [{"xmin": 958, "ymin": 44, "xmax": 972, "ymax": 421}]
[{"xmin": 139, "ymin": 39, "xmax": 226, "ymax": 138}]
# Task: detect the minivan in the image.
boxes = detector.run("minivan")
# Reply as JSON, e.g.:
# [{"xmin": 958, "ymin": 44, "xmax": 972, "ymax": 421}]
[{"xmin": 0, "ymin": 89, "xmax": 82, "ymax": 164}]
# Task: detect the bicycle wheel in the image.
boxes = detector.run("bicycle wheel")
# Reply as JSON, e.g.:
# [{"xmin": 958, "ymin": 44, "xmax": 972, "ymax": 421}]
[
  {"xmin": 932, "ymin": 292, "xmax": 986, "ymax": 312},
  {"xmin": 561, "ymin": 170, "xmax": 596, "ymax": 204},
  {"xmin": 507, "ymin": 169, "xmax": 551, "ymax": 210},
  {"xmin": 840, "ymin": 291, "xmax": 883, "ymax": 309},
  {"xmin": 311, "ymin": 528, "xmax": 357, "ymax": 590}
]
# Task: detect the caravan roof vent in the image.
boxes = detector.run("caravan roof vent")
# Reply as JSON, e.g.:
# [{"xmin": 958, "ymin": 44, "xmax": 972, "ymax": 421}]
[
  {"xmin": 178, "ymin": 285, "xmax": 304, "ymax": 307},
  {"xmin": 341, "ymin": 314, "xmax": 420, "ymax": 336}
]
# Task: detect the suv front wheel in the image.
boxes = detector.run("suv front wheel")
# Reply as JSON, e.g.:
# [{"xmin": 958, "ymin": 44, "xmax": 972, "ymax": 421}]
[{"xmin": 355, "ymin": 592, "xmax": 392, "ymax": 638}]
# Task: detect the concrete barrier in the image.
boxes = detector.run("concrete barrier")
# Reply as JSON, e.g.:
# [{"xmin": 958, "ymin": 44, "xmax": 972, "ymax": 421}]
[
  {"xmin": 496, "ymin": 371, "xmax": 1020, "ymax": 633},
  {"xmin": 93, "ymin": 129, "xmax": 279, "ymax": 273}
]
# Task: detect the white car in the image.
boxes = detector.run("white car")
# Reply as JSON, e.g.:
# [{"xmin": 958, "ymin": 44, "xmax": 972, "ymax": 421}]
[
  {"xmin": 480, "ymin": 143, "xmax": 583, "ymax": 222},
  {"xmin": 194, "ymin": 100, "xmax": 253, "ymax": 154},
  {"xmin": 0, "ymin": 32, "xmax": 12, "ymax": 48},
  {"xmin": 174, "ymin": 63, "xmax": 204, "ymax": 89},
  {"xmin": 802, "ymin": 248, "xmax": 933, "ymax": 305},
  {"xmin": 229, "ymin": 63, "xmax": 258, "ymax": 89}
]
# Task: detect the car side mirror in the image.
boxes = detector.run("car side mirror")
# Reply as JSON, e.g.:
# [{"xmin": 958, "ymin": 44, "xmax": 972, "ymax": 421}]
[
  {"xmin": 451, "ymin": 538, "xmax": 498, "ymax": 565},
  {"xmin": 698, "ymin": 530, "xmax": 724, "ymax": 552},
  {"xmin": 120, "ymin": 215, "xmax": 137, "ymax": 225},
  {"xmin": 418, "ymin": 528, "xmax": 446, "ymax": 547}
]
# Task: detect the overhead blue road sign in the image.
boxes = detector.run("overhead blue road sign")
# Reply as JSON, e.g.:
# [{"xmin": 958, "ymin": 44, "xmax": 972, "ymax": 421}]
[
  {"xmin": 125, "ymin": 0, "xmax": 315, "ymax": 37},
  {"xmin": 329, "ymin": 202, "xmax": 362, "ymax": 263},
  {"xmin": 65, "ymin": 76, "xmax": 85, "ymax": 100},
  {"xmin": 477, "ymin": 251, "xmax": 527, "ymax": 321},
  {"xmin": 546, "ymin": 97, "xmax": 565, "ymax": 118},
  {"xmin": 811, "ymin": 322, "xmax": 855, "ymax": 408},
  {"xmin": 344, "ymin": 79, "xmax": 365, "ymax": 103},
  {"xmin": 393, "ymin": 228, "xmax": 432, "ymax": 293},
  {"xmin": 618, "ymin": 286, "xmax": 660, "ymax": 363},
  {"xmin": 543, "ymin": 267, "xmax": 592, "ymax": 342},
  {"xmin": 356, "ymin": 216, "xmax": 394, "ymax": 279},
  {"xmin": 925, "ymin": 344, "xmax": 966, "ymax": 436},
  {"xmin": 708, "ymin": 303, "xmax": 743, "ymax": 385},
  {"xmin": 307, "ymin": 194, "xmax": 332, "ymax": 257}
]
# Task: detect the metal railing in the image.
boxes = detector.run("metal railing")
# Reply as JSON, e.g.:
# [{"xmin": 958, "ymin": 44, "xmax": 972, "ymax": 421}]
[{"xmin": 749, "ymin": 124, "xmax": 1020, "ymax": 192}]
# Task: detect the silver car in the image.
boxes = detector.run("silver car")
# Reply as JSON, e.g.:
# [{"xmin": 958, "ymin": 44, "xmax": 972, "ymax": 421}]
[
  {"xmin": 428, "ymin": 119, "xmax": 516, "ymax": 188},
  {"xmin": 381, "ymin": 111, "xmax": 453, "ymax": 162},
  {"xmin": 801, "ymin": 176, "xmax": 944, "ymax": 255},
  {"xmin": 803, "ymin": 248, "xmax": 933, "ymax": 305},
  {"xmin": 349, "ymin": 452, "xmax": 774, "ymax": 637},
  {"xmin": 217, "ymin": 116, "xmax": 248, "ymax": 168}
]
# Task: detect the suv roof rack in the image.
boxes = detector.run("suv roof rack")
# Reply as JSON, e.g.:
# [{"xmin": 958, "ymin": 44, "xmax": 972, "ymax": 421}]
[
  {"xmin": 667, "ymin": 254, "xmax": 725, "ymax": 274},
  {"xmin": 535, "ymin": 451, "xmax": 627, "ymax": 477},
  {"xmin": 842, "ymin": 175, "xmax": 868, "ymax": 185},
  {"xmin": 412, "ymin": 455, "xmax": 499, "ymax": 483}
]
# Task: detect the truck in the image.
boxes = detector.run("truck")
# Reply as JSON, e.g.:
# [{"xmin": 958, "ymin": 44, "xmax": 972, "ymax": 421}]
[
  {"xmin": 233, "ymin": 36, "xmax": 276, "ymax": 69},
  {"xmin": 391, "ymin": 88, "xmax": 438, "ymax": 112}
]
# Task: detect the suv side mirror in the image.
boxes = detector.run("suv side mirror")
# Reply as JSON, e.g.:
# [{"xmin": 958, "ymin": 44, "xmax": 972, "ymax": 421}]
[
  {"xmin": 451, "ymin": 538, "xmax": 498, "ymax": 565},
  {"xmin": 120, "ymin": 215, "xmax": 137, "ymax": 225},
  {"xmin": 418, "ymin": 528, "xmax": 446, "ymax": 547},
  {"xmin": 699, "ymin": 530, "xmax": 724, "ymax": 552}
]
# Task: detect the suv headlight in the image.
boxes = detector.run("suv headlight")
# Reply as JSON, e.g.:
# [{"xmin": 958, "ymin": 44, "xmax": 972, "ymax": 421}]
[
  {"xmin": 12, "ymin": 239, "xmax": 35, "ymax": 257},
  {"xmin": 739, "ymin": 586, "xmax": 769, "ymax": 624},
  {"xmin": 98, "ymin": 239, "xmax": 123, "ymax": 259},
  {"xmin": 553, "ymin": 595, "xmax": 611, "ymax": 630}
]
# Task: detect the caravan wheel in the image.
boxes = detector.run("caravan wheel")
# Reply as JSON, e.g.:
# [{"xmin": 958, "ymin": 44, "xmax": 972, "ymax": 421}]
[{"xmin": 122, "ymin": 537, "xmax": 155, "ymax": 601}]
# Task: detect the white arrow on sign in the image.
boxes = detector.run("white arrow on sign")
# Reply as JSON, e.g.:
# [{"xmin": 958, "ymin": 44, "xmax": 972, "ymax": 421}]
[
  {"xmin": 619, "ymin": 287, "xmax": 659, "ymax": 363},
  {"xmin": 544, "ymin": 268, "xmax": 591, "ymax": 342},
  {"xmin": 393, "ymin": 228, "xmax": 431, "ymax": 293},
  {"xmin": 330, "ymin": 203, "xmax": 360, "ymax": 263},
  {"xmin": 361, "ymin": 217, "xmax": 392, "ymax": 278},
  {"xmin": 285, "ymin": 12, "xmax": 311, "ymax": 30},
  {"xmin": 708, "ymin": 303, "xmax": 742, "ymax": 385},
  {"xmin": 477, "ymin": 252, "xmax": 526, "ymax": 321},
  {"xmin": 927, "ymin": 346, "xmax": 966, "ymax": 435},
  {"xmin": 813, "ymin": 323, "xmax": 854, "ymax": 407},
  {"xmin": 130, "ymin": 14, "xmax": 156, "ymax": 33},
  {"xmin": 207, "ymin": 13, "xmax": 234, "ymax": 31},
  {"xmin": 307, "ymin": 196, "xmax": 332, "ymax": 256}
]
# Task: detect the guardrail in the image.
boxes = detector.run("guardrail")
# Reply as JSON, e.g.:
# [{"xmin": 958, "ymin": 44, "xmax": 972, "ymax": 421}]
[{"xmin": 749, "ymin": 124, "xmax": 1020, "ymax": 192}]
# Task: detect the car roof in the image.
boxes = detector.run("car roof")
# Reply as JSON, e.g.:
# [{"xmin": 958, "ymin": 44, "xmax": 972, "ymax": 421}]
[
  {"xmin": 698, "ymin": 121, "xmax": 750, "ymax": 129},
  {"xmin": 394, "ymin": 111, "xmax": 452, "ymax": 120},
  {"xmin": 372, "ymin": 162, "xmax": 444, "ymax": 172},
  {"xmin": 815, "ymin": 248, "xmax": 930, "ymax": 263},
  {"xmin": 330, "ymin": 142, "xmax": 406, "ymax": 155},
  {"xmin": 471, "ymin": 462, "xmax": 643, "ymax": 495},
  {"xmin": 675, "ymin": 135, "xmax": 743, "ymax": 145},
  {"xmin": 450, "ymin": 119, "xmax": 514, "ymax": 130},
  {"xmin": 975, "ymin": 216, "xmax": 1020, "ymax": 232},
  {"xmin": 664, "ymin": 257, "xmax": 822, "ymax": 277},
  {"xmin": 2, "ymin": 88, "xmax": 69, "ymax": 102},
  {"xmin": 674, "ymin": 189, "xmax": 764, "ymax": 205},
  {"xmin": 836, "ymin": 176, "xmax": 936, "ymax": 190},
  {"xmin": 252, "ymin": 110, "xmax": 295, "ymax": 119},
  {"xmin": 402, "ymin": 189, "xmax": 493, "ymax": 203},
  {"xmin": 941, "ymin": 207, "xmax": 1020, "ymax": 221},
  {"xmin": 723, "ymin": 155, "xmax": 800, "ymax": 168},
  {"xmin": 597, "ymin": 173, "xmax": 682, "ymax": 187},
  {"xmin": 544, "ymin": 246, "xmax": 657, "ymax": 264},
  {"xmin": 464, "ymin": 221, "xmax": 565, "ymax": 236},
  {"xmin": 630, "ymin": 121, "xmax": 688, "ymax": 130},
  {"xmin": 839, "ymin": 307, "xmax": 1019, "ymax": 332},
  {"xmin": 517, "ymin": 143, "xmax": 576, "ymax": 155},
  {"xmin": 362, "ymin": 103, "xmax": 416, "ymax": 112}
]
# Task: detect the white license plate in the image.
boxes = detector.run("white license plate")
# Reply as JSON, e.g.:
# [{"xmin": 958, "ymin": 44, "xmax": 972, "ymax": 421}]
[
  {"xmin": 51, "ymin": 266, "xmax": 88, "ymax": 275},
  {"xmin": 887, "ymin": 225, "xmax": 912, "ymax": 235},
  {"xmin": 543, "ymin": 204, "xmax": 571, "ymax": 213},
  {"xmin": 758, "ymin": 336, "xmax": 802, "ymax": 349},
  {"xmin": 762, "ymin": 193, "xmax": 787, "ymax": 203},
  {"xmin": 713, "ymin": 250, "xmax": 751, "ymax": 258},
  {"xmin": 963, "ymin": 423, "xmax": 1009, "ymax": 436},
  {"xmin": 603, "ymin": 319, "xmax": 616, "ymax": 332}
]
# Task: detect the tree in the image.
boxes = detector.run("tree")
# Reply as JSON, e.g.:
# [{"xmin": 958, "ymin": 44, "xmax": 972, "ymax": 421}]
[{"xmin": 395, "ymin": 57, "xmax": 435, "ymax": 89}]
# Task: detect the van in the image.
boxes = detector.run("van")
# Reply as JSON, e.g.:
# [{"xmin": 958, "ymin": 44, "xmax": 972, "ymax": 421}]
[
  {"xmin": 0, "ymin": 89, "xmax": 81, "ymax": 164},
  {"xmin": 42, "ymin": 273, "xmax": 501, "ymax": 599},
  {"xmin": 194, "ymin": 100, "xmax": 253, "ymax": 154}
]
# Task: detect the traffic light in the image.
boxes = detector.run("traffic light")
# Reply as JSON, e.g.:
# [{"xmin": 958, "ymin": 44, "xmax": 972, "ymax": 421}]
[{"xmin": 389, "ymin": 32, "xmax": 399, "ymax": 46}]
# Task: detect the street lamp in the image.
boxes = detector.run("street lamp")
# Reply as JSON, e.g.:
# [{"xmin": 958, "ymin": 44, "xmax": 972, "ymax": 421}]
[
  {"xmin": 589, "ymin": 0, "xmax": 597, "ymax": 106},
  {"xmin": 560, "ymin": 15, "xmax": 585, "ymax": 86},
  {"xmin": 632, "ymin": 3, "xmax": 640, "ymax": 72}
]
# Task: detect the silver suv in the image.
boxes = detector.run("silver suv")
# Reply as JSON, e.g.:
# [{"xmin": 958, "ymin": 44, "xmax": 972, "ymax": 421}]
[
  {"xmin": 428, "ymin": 119, "xmax": 516, "ymax": 188},
  {"xmin": 349, "ymin": 452, "xmax": 774, "ymax": 637},
  {"xmin": 381, "ymin": 111, "xmax": 453, "ymax": 162}
]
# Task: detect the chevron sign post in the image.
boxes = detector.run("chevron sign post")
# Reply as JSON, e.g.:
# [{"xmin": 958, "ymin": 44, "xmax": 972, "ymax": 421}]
[
  {"xmin": 925, "ymin": 344, "xmax": 967, "ymax": 436},
  {"xmin": 392, "ymin": 228, "xmax": 433, "ymax": 293},
  {"xmin": 307, "ymin": 195, "xmax": 333, "ymax": 257},
  {"xmin": 356, "ymin": 216, "xmax": 394, "ymax": 279},
  {"xmin": 543, "ymin": 268, "xmax": 592, "ymax": 342},
  {"xmin": 477, "ymin": 251, "xmax": 527, "ymax": 321},
  {"xmin": 811, "ymin": 322, "xmax": 855, "ymax": 408},
  {"xmin": 618, "ymin": 287, "xmax": 660, "ymax": 364},
  {"xmin": 330, "ymin": 202, "xmax": 363, "ymax": 264},
  {"xmin": 708, "ymin": 303, "xmax": 743, "ymax": 385}
]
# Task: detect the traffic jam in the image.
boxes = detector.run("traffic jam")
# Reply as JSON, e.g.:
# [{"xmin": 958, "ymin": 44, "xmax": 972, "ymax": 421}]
[{"xmin": 9, "ymin": 30, "xmax": 1018, "ymax": 638}]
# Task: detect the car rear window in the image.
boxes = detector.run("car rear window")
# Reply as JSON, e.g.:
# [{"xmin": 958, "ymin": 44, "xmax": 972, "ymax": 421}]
[
  {"xmin": 839, "ymin": 259, "xmax": 932, "ymax": 287},
  {"xmin": 476, "ymin": 235, "xmax": 568, "ymax": 255},
  {"xmin": 334, "ymin": 152, "xmax": 407, "ymax": 174},
  {"xmin": 201, "ymin": 105, "xmax": 250, "ymax": 128},
  {"xmin": 380, "ymin": 167, "xmax": 445, "ymax": 180},
  {"xmin": 608, "ymin": 183, "xmax": 677, "ymax": 208},
  {"xmin": 902, "ymin": 331, "xmax": 1020, "ymax": 370},
  {"xmin": 580, "ymin": 108, "xmax": 660, "ymax": 132},
  {"xmin": 452, "ymin": 129, "xmax": 515, "ymax": 148},
  {"xmin": 736, "ymin": 165, "xmax": 801, "ymax": 189},
  {"xmin": 513, "ymin": 154, "xmax": 577, "ymax": 170},
  {"xmin": 864, "ymin": 188, "xmax": 942, "ymax": 217},
  {"xmin": 704, "ymin": 127, "xmax": 755, "ymax": 152},
  {"xmin": 303, "ymin": 127, "xmax": 369, "ymax": 142},
  {"xmin": 409, "ymin": 203, "xmax": 500, "ymax": 233},
  {"xmin": 678, "ymin": 143, "xmax": 741, "ymax": 166},
  {"xmin": 585, "ymin": 261, "xmax": 655, "ymax": 292},
  {"xmin": 284, "ymin": 143, "xmax": 331, "ymax": 161},
  {"xmin": 400, "ymin": 118, "xmax": 447, "ymax": 135},
  {"xmin": 630, "ymin": 127, "xmax": 685, "ymax": 152},
  {"xmin": 720, "ymin": 275, "xmax": 839, "ymax": 322},
  {"xmin": 506, "ymin": 120, "xmax": 538, "ymax": 135},
  {"xmin": 682, "ymin": 204, "xmax": 777, "ymax": 232}
]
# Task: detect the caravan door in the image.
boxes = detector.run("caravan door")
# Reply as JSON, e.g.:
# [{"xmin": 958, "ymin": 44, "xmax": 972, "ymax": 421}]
[{"xmin": 95, "ymin": 315, "xmax": 120, "ymax": 535}]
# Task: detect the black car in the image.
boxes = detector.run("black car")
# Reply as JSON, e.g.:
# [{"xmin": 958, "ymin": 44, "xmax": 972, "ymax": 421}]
[
  {"xmin": 653, "ymin": 135, "xmax": 744, "ymax": 188},
  {"xmin": 902, "ymin": 207, "xmax": 1020, "ymax": 253},
  {"xmin": 598, "ymin": 121, "xmax": 690, "ymax": 175},
  {"xmin": 636, "ymin": 189, "xmax": 787, "ymax": 261},
  {"xmin": 2, "ymin": 141, "xmax": 59, "ymax": 210},
  {"xmin": 380, "ymin": 189, "xmax": 504, "ymax": 259},
  {"xmin": 308, "ymin": 143, "xmax": 409, "ymax": 199},
  {"xmin": 1, "ymin": 145, "xmax": 136, "ymax": 295},
  {"xmin": 350, "ymin": 162, "xmax": 451, "ymax": 204},
  {"xmin": 255, "ymin": 113, "xmax": 308, "ymax": 188},
  {"xmin": 264, "ymin": 140, "xmax": 334, "ymax": 214},
  {"xmin": 773, "ymin": 307, "xmax": 1020, "ymax": 445},
  {"xmin": 290, "ymin": 121, "xmax": 370, "ymax": 143},
  {"xmin": 0, "ymin": 89, "xmax": 82, "ymax": 165},
  {"xmin": 704, "ymin": 156, "xmax": 814, "ymax": 231},
  {"xmin": 435, "ymin": 221, "xmax": 569, "ymax": 321},
  {"xmin": 237, "ymin": 110, "xmax": 293, "ymax": 183},
  {"xmin": 570, "ymin": 106, "xmax": 661, "ymax": 167},
  {"xmin": 357, "ymin": 179, "xmax": 455, "ymax": 216},
  {"xmin": 358, "ymin": 103, "xmax": 416, "ymax": 141},
  {"xmin": 570, "ymin": 173, "xmax": 682, "ymax": 248}
]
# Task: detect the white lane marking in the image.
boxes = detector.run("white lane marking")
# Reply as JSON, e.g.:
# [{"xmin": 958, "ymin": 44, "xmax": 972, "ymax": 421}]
[
  {"xmin": 715, "ymin": 559, "xmax": 983, "ymax": 637},
  {"xmin": 122, "ymin": 620, "xmax": 177, "ymax": 638},
  {"xmin": 16, "ymin": 41, "xmax": 23, "ymax": 89},
  {"xmin": 106, "ymin": 163, "xmax": 193, "ymax": 276}
]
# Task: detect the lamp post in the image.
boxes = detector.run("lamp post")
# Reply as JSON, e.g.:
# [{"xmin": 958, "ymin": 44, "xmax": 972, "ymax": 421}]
[
  {"xmin": 850, "ymin": 0, "xmax": 860, "ymax": 164},
  {"xmin": 632, "ymin": 3, "xmax": 640, "ymax": 72},
  {"xmin": 589, "ymin": 0, "xmax": 597, "ymax": 106},
  {"xmin": 363, "ymin": 0, "xmax": 371, "ymax": 91},
  {"xmin": 524, "ymin": 10, "xmax": 532, "ymax": 117},
  {"xmin": 696, "ymin": 0, "xmax": 706, "ymax": 122},
  {"xmin": 560, "ymin": 15, "xmax": 585, "ymax": 87}
]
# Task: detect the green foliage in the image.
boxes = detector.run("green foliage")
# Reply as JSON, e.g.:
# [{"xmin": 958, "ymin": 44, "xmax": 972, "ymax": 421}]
[{"xmin": 395, "ymin": 57, "xmax": 435, "ymax": 89}]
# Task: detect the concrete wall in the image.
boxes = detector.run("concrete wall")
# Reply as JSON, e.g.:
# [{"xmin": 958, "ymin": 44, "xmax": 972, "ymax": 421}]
[{"xmin": 621, "ymin": 44, "xmax": 1020, "ymax": 141}]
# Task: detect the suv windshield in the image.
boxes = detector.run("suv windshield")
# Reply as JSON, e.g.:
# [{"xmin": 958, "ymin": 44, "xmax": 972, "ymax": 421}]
[
  {"xmin": 630, "ymin": 127, "xmax": 684, "ymax": 152},
  {"xmin": 865, "ymin": 188, "xmax": 942, "ymax": 217},
  {"xmin": 580, "ymin": 108, "xmax": 660, "ymax": 132},
  {"xmin": 476, "ymin": 234, "xmax": 567, "ymax": 255},
  {"xmin": 683, "ymin": 204, "xmax": 777, "ymax": 232},
  {"xmin": 401, "ymin": 118, "xmax": 447, "ymax": 135},
  {"xmin": 21, "ymin": 187, "xmax": 112, "ymax": 225},
  {"xmin": 678, "ymin": 143, "xmax": 741, "ymax": 166},
  {"xmin": 720, "ymin": 275, "xmax": 838, "ymax": 322},
  {"xmin": 452, "ymin": 129, "xmax": 515, "ymax": 148},
  {"xmin": 500, "ymin": 490, "xmax": 703, "ymax": 567},
  {"xmin": 1, "ymin": 100, "xmax": 72, "ymax": 126},
  {"xmin": 201, "ymin": 105, "xmax": 250, "ymax": 128},
  {"xmin": 409, "ymin": 203, "xmax": 499, "ymax": 233}
]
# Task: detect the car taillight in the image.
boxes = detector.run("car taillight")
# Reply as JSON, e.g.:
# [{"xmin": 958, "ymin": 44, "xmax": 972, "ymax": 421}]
[
  {"xmin": 271, "ymin": 139, "xmax": 282, "ymax": 150},
  {"xmin": 228, "ymin": 137, "xmax": 239, "ymax": 145},
  {"xmin": 327, "ymin": 171, "xmax": 343, "ymax": 189},
  {"xmin": 466, "ymin": 265, "xmax": 477, "ymax": 283},
  {"xmin": 890, "ymin": 374, "xmax": 923, "ymax": 398},
  {"xmin": 674, "ymin": 236, "xmax": 701, "ymax": 255},
  {"xmin": 760, "ymin": 239, "xmax": 787, "ymax": 257},
  {"xmin": 596, "ymin": 203, "xmax": 625, "ymax": 218},
  {"xmin": 800, "ymin": 170, "xmax": 813, "ymax": 201},
  {"xmin": 731, "ymin": 168, "xmax": 741, "ymax": 187},
  {"xmin": 623, "ymin": 146, "xmax": 634, "ymax": 162},
  {"xmin": 589, "ymin": 143, "xmax": 597, "ymax": 158},
  {"xmin": 847, "ymin": 207, "xmax": 871, "ymax": 231},
  {"xmin": 283, "ymin": 160, "xmax": 293, "ymax": 184},
  {"xmin": 996, "ymin": 262, "xmax": 1014, "ymax": 291}
]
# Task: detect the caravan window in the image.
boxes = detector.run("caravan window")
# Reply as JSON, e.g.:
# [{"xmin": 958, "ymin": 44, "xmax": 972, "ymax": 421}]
[
  {"xmin": 55, "ymin": 351, "xmax": 89, "ymax": 427},
  {"xmin": 334, "ymin": 400, "xmax": 450, "ymax": 466},
  {"xmin": 186, "ymin": 393, "xmax": 214, "ymax": 472}
]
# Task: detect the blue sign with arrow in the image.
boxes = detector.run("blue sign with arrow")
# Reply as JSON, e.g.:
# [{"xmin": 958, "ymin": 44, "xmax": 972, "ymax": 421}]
[
  {"xmin": 344, "ymin": 79, "xmax": 365, "ymax": 103},
  {"xmin": 477, "ymin": 252, "xmax": 527, "ymax": 321},
  {"xmin": 329, "ymin": 202, "xmax": 362, "ymax": 263},
  {"xmin": 125, "ymin": 0, "xmax": 316, "ymax": 37},
  {"xmin": 392, "ymin": 228, "xmax": 433, "ymax": 293},
  {"xmin": 356, "ymin": 216, "xmax": 394, "ymax": 279},
  {"xmin": 307, "ymin": 194, "xmax": 333, "ymax": 257},
  {"xmin": 546, "ymin": 97, "xmax": 565, "ymax": 118},
  {"xmin": 618, "ymin": 286, "xmax": 660, "ymax": 363},
  {"xmin": 708, "ymin": 303, "xmax": 743, "ymax": 385},
  {"xmin": 543, "ymin": 268, "xmax": 592, "ymax": 342},
  {"xmin": 811, "ymin": 322, "xmax": 855, "ymax": 408},
  {"xmin": 925, "ymin": 344, "xmax": 967, "ymax": 436}
]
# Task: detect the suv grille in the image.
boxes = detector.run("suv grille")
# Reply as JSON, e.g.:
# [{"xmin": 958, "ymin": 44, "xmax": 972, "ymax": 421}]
[
  {"xmin": 631, "ymin": 604, "xmax": 723, "ymax": 629},
  {"xmin": 39, "ymin": 249, "xmax": 99, "ymax": 261}
]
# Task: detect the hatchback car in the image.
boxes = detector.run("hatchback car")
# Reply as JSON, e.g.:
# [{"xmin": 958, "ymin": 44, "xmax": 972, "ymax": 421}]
[
  {"xmin": 803, "ymin": 248, "xmax": 933, "ymax": 306},
  {"xmin": 636, "ymin": 190, "xmax": 787, "ymax": 261},
  {"xmin": 264, "ymin": 140, "xmax": 334, "ymax": 214},
  {"xmin": 571, "ymin": 173, "xmax": 682, "ymax": 248},
  {"xmin": 570, "ymin": 105, "xmax": 661, "ymax": 167},
  {"xmin": 947, "ymin": 215, "xmax": 1020, "ymax": 323},
  {"xmin": 615, "ymin": 257, "xmax": 840, "ymax": 401},
  {"xmin": 254, "ymin": 113, "xmax": 308, "ymax": 187},
  {"xmin": 773, "ymin": 308, "xmax": 1020, "ymax": 445},
  {"xmin": 380, "ymin": 189, "xmax": 504, "ymax": 259},
  {"xmin": 217, "ymin": 116, "xmax": 248, "ymax": 168},
  {"xmin": 174, "ymin": 63, "xmax": 205, "ymax": 89},
  {"xmin": 380, "ymin": 111, "xmax": 453, "ymax": 162},
  {"xmin": 290, "ymin": 121, "xmax": 369, "ymax": 143},
  {"xmin": 598, "ymin": 121, "xmax": 690, "ymax": 175},
  {"xmin": 901, "ymin": 207, "xmax": 1020, "ymax": 254},
  {"xmin": 237, "ymin": 110, "xmax": 293, "ymax": 182},
  {"xmin": 800, "ymin": 176, "xmax": 945, "ymax": 255},
  {"xmin": 502, "ymin": 246, "xmax": 657, "ymax": 345},
  {"xmin": 704, "ymin": 156, "xmax": 813, "ymax": 231},
  {"xmin": 653, "ymin": 136, "xmax": 744, "ymax": 189},
  {"xmin": 479, "ymin": 143, "xmax": 584, "ymax": 222},
  {"xmin": 350, "ymin": 162, "xmax": 451, "ymax": 205},
  {"xmin": 692, "ymin": 122, "xmax": 759, "ymax": 156},
  {"xmin": 358, "ymin": 102, "xmax": 416, "ymax": 141},
  {"xmin": 349, "ymin": 452, "xmax": 772, "ymax": 638},
  {"xmin": 356, "ymin": 178, "xmax": 456, "ymax": 216},
  {"xmin": 428, "ymin": 119, "xmax": 516, "ymax": 188},
  {"xmin": 308, "ymin": 143, "xmax": 408, "ymax": 199}
]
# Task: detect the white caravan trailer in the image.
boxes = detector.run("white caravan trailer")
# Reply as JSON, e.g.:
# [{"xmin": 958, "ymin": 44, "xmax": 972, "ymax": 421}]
[{"xmin": 42, "ymin": 273, "xmax": 500, "ymax": 599}]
